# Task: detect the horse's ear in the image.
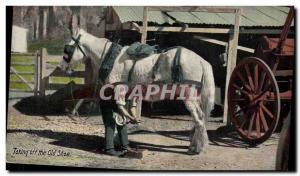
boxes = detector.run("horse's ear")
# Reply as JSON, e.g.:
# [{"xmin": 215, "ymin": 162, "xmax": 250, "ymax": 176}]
[{"xmin": 69, "ymin": 14, "xmax": 80, "ymax": 35}]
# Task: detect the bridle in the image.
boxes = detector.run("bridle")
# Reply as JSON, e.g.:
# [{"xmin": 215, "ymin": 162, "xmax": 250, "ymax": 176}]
[{"xmin": 63, "ymin": 34, "xmax": 87, "ymax": 63}]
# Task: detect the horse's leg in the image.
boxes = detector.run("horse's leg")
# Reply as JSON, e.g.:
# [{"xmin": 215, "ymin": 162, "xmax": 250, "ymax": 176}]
[
  {"xmin": 195, "ymin": 101, "xmax": 209, "ymax": 150},
  {"xmin": 183, "ymin": 100, "xmax": 208, "ymax": 154},
  {"xmin": 71, "ymin": 99, "xmax": 84, "ymax": 116}
]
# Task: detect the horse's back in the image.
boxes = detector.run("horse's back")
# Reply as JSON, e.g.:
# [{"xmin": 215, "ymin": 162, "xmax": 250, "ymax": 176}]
[
  {"xmin": 177, "ymin": 47, "xmax": 210, "ymax": 82},
  {"xmin": 127, "ymin": 46, "xmax": 212, "ymax": 84}
]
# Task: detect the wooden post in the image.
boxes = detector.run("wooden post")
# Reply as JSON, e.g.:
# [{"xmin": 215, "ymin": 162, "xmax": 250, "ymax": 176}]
[
  {"xmin": 136, "ymin": 99, "xmax": 142, "ymax": 119},
  {"xmin": 36, "ymin": 50, "xmax": 42, "ymax": 95},
  {"xmin": 141, "ymin": 7, "xmax": 148, "ymax": 44},
  {"xmin": 34, "ymin": 51, "xmax": 39, "ymax": 96},
  {"xmin": 135, "ymin": 6, "xmax": 148, "ymax": 118},
  {"xmin": 223, "ymin": 9, "xmax": 241, "ymax": 125},
  {"xmin": 39, "ymin": 48, "xmax": 48, "ymax": 96}
]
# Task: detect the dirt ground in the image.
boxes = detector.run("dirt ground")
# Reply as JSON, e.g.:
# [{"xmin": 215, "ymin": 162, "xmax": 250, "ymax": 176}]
[{"xmin": 6, "ymin": 100, "xmax": 279, "ymax": 171}]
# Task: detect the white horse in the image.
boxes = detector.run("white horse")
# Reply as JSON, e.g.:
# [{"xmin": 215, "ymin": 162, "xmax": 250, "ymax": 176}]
[{"xmin": 59, "ymin": 27, "xmax": 215, "ymax": 155}]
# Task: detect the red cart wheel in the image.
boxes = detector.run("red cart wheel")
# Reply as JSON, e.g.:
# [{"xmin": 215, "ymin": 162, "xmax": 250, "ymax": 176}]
[{"xmin": 228, "ymin": 57, "xmax": 280, "ymax": 144}]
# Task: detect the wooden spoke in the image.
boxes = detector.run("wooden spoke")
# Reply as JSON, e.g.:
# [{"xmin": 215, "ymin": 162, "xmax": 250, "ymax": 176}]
[
  {"xmin": 258, "ymin": 72, "xmax": 266, "ymax": 93},
  {"xmin": 247, "ymin": 113, "xmax": 255, "ymax": 138},
  {"xmin": 245, "ymin": 64, "xmax": 255, "ymax": 91},
  {"xmin": 236, "ymin": 71, "xmax": 252, "ymax": 91},
  {"xmin": 259, "ymin": 107, "xmax": 269, "ymax": 131},
  {"xmin": 254, "ymin": 85, "xmax": 271, "ymax": 101},
  {"xmin": 255, "ymin": 111, "xmax": 261, "ymax": 138},
  {"xmin": 261, "ymin": 104, "xmax": 274, "ymax": 119},
  {"xmin": 239, "ymin": 119, "xmax": 247, "ymax": 129},
  {"xmin": 261, "ymin": 79, "xmax": 272, "ymax": 95},
  {"xmin": 254, "ymin": 63, "xmax": 259, "ymax": 92}
]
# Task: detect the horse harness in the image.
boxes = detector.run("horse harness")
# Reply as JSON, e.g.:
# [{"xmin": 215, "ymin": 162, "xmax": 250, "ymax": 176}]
[{"xmin": 98, "ymin": 43, "xmax": 184, "ymax": 84}]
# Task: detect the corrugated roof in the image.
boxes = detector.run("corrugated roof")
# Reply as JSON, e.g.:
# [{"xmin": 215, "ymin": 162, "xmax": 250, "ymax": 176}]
[{"xmin": 113, "ymin": 6, "xmax": 293, "ymax": 27}]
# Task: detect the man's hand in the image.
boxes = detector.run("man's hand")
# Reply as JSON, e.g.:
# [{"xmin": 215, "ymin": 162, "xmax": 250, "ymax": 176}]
[{"xmin": 117, "ymin": 105, "xmax": 142, "ymax": 124}]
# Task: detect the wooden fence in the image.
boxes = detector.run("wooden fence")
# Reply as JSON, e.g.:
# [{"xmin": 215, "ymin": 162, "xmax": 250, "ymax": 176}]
[
  {"xmin": 9, "ymin": 48, "xmax": 87, "ymax": 96},
  {"xmin": 10, "ymin": 52, "xmax": 37, "ymax": 94}
]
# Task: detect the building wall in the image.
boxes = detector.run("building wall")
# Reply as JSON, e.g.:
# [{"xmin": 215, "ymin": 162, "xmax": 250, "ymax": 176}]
[{"xmin": 11, "ymin": 25, "xmax": 28, "ymax": 53}]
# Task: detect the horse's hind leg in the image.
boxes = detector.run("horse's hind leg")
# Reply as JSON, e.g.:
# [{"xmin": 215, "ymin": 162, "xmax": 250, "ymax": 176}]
[{"xmin": 184, "ymin": 100, "xmax": 208, "ymax": 155}]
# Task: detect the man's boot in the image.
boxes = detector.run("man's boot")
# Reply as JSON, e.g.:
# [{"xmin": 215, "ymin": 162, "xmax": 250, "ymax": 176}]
[{"xmin": 105, "ymin": 148, "xmax": 123, "ymax": 156}]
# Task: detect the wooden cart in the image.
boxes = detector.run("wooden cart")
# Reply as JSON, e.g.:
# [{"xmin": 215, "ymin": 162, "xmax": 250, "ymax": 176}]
[{"xmin": 227, "ymin": 7, "xmax": 294, "ymax": 144}]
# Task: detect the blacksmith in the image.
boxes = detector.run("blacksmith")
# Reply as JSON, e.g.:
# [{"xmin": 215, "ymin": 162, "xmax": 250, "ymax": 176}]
[{"xmin": 99, "ymin": 84, "xmax": 139, "ymax": 156}]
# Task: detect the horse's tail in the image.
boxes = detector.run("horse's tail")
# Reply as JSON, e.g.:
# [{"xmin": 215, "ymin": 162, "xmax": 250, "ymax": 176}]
[{"xmin": 199, "ymin": 63, "xmax": 215, "ymax": 119}]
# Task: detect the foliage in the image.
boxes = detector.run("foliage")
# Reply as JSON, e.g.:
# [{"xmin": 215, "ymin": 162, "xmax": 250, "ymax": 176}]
[{"xmin": 28, "ymin": 38, "xmax": 65, "ymax": 55}]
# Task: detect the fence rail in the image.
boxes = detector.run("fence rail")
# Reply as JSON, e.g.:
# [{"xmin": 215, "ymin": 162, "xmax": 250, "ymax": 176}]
[
  {"xmin": 10, "ymin": 71, "xmax": 35, "ymax": 75},
  {"xmin": 11, "ymin": 62, "xmax": 35, "ymax": 66}
]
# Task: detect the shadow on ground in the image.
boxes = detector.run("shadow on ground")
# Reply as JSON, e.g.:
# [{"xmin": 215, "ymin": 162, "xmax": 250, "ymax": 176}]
[
  {"xmin": 7, "ymin": 125, "xmax": 255, "ymax": 157},
  {"xmin": 13, "ymin": 96, "xmax": 65, "ymax": 116},
  {"xmin": 7, "ymin": 129, "xmax": 189, "ymax": 155},
  {"xmin": 129, "ymin": 125, "xmax": 256, "ymax": 149},
  {"xmin": 142, "ymin": 102, "xmax": 224, "ymax": 118},
  {"xmin": 207, "ymin": 126, "xmax": 257, "ymax": 148},
  {"xmin": 13, "ymin": 82, "xmax": 100, "ymax": 116}
]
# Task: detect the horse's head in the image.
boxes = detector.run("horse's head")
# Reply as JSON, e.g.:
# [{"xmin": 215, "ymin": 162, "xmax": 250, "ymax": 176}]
[{"xmin": 59, "ymin": 28, "xmax": 87, "ymax": 74}]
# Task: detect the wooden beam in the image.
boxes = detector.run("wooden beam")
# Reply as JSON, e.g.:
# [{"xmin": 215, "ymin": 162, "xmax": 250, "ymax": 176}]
[
  {"xmin": 11, "ymin": 80, "xmax": 35, "ymax": 84},
  {"xmin": 148, "ymin": 6, "xmax": 237, "ymax": 13},
  {"xmin": 9, "ymin": 89, "xmax": 36, "ymax": 93},
  {"xmin": 120, "ymin": 24, "xmax": 293, "ymax": 35},
  {"xmin": 237, "ymin": 45, "xmax": 254, "ymax": 53},
  {"xmin": 240, "ymin": 29, "xmax": 294, "ymax": 34},
  {"xmin": 275, "ymin": 70, "xmax": 293, "ymax": 76},
  {"xmin": 47, "ymin": 69, "xmax": 85, "ymax": 77},
  {"xmin": 147, "ymin": 26, "xmax": 231, "ymax": 33},
  {"xmin": 223, "ymin": 9, "xmax": 241, "ymax": 124},
  {"xmin": 141, "ymin": 7, "xmax": 148, "ymax": 44},
  {"xmin": 194, "ymin": 35, "xmax": 227, "ymax": 46},
  {"xmin": 11, "ymin": 52, "xmax": 36, "ymax": 56},
  {"xmin": 193, "ymin": 35, "xmax": 254, "ymax": 53},
  {"xmin": 10, "ymin": 71, "xmax": 35, "ymax": 75},
  {"xmin": 128, "ymin": 22, "xmax": 141, "ymax": 33},
  {"xmin": 11, "ymin": 62, "xmax": 35, "ymax": 66}
]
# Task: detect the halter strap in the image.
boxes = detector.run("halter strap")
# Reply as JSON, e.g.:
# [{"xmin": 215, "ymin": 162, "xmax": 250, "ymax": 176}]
[{"xmin": 71, "ymin": 34, "xmax": 87, "ymax": 57}]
